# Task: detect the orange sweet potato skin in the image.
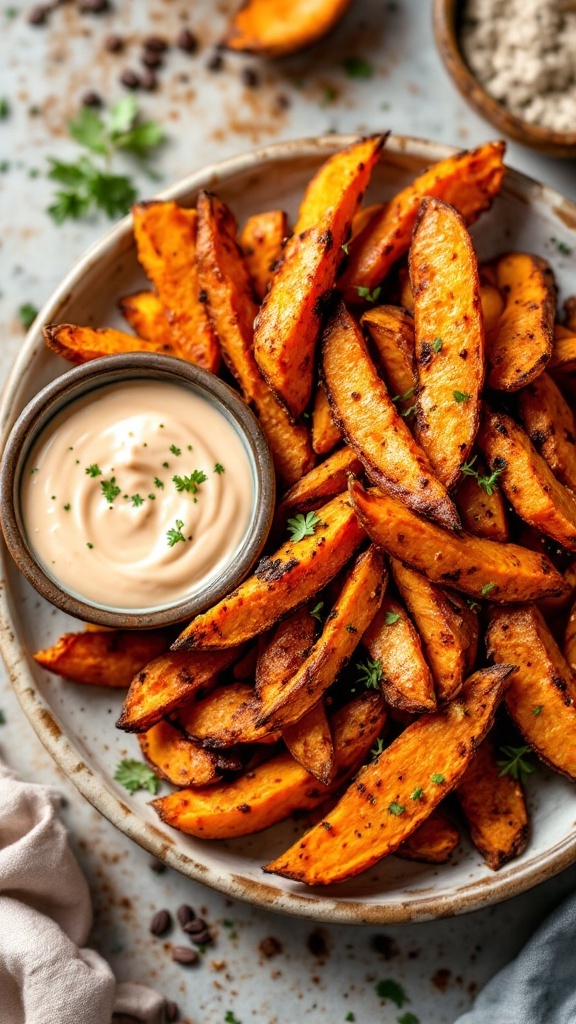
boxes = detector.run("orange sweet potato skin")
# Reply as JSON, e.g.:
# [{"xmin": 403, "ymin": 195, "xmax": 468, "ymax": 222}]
[
  {"xmin": 283, "ymin": 701, "xmax": 334, "ymax": 785},
  {"xmin": 34, "ymin": 629, "xmax": 170, "ymax": 687},
  {"xmin": 239, "ymin": 210, "xmax": 288, "ymax": 300},
  {"xmin": 455, "ymin": 456, "xmax": 509, "ymax": 542},
  {"xmin": 312, "ymin": 382, "xmax": 343, "ymax": 455},
  {"xmin": 361, "ymin": 304, "xmax": 416, "ymax": 400},
  {"xmin": 395, "ymin": 809, "xmax": 460, "ymax": 864},
  {"xmin": 222, "ymin": 0, "xmax": 352, "ymax": 57},
  {"xmin": 362, "ymin": 595, "xmax": 436, "ymax": 713},
  {"xmin": 486, "ymin": 253, "xmax": 555, "ymax": 391},
  {"xmin": 457, "ymin": 736, "xmax": 528, "ymax": 871},
  {"xmin": 138, "ymin": 719, "xmax": 240, "ymax": 787},
  {"xmin": 255, "ymin": 607, "xmax": 316, "ymax": 702},
  {"xmin": 518, "ymin": 372, "xmax": 576, "ymax": 494},
  {"xmin": 44, "ymin": 323, "xmax": 174, "ymax": 364},
  {"xmin": 118, "ymin": 290, "xmax": 174, "ymax": 347},
  {"xmin": 177, "ymin": 682, "xmax": 280, "ymax": 748},
  {"xmin": 276, "ymin": 446, "xmax": 362, "ymax": 521}
]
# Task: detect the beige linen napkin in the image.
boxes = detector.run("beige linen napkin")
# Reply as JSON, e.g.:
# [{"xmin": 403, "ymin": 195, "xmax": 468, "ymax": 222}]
[{"xmin": 0, "ymin": 761, "xmax": 166, "ymax": 1024}]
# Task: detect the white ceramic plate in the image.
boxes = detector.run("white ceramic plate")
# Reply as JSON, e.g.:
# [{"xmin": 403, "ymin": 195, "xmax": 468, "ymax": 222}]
[{"xmin": 2, "ymin": 135, "xmax": 576, "ymax": 925}]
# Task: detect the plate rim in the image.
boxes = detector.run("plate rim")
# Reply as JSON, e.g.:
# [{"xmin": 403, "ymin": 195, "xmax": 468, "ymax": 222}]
[{"xmin": 2, "ymin": 132, "xmax": 576, "ymax": 925}]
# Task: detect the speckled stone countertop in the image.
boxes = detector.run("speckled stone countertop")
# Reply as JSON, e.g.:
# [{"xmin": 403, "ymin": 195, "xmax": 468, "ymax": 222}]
[{"xmin": 2, "ymin": 2, "xmax": 576, "ymax": 1022}]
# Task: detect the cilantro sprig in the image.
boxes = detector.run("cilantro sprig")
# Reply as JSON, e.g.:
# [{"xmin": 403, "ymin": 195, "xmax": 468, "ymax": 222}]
[
  {"xmin": 287, "ymin": 511, "xmax": 321, "ymax": 542},
  {"xmin": 461, "ymin": 455, "xmax": 503, "ymax": 496},
  {"xmin": 375, "ymin": 979, "xmax": 408, "ymax": 1008},
  {"xmin": 167, "ymin": 519, "xmax": 187, "ymax": 547},
  {"xmin": 356, "ymin": 657, "xmax": 383, "ymax": 689},
  {"xmin": 114, "ymin": 758, "xmax": 160, "ymax": 795},
  {"xmin": 173, "ymin": 469, "xmax": 207, "ymax": 496},
  {"xmin": 497, "ymin": 745, "xmax": 535, "ymax": 784}
]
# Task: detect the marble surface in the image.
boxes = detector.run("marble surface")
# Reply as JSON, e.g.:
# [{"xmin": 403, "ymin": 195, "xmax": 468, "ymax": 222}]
[{"xmin": 1, "ymin": 1, "xmax": 576, "ymax": 1021}]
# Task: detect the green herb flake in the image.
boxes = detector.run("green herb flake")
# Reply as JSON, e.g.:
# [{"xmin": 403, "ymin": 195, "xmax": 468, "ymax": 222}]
[
  {"xmin": 497, "ymin": 744, "xmax": 535, "ymax": 784},
  {"xmin": 173, "ymin": 469, "xmax": 208, "ymax": 495},
  {"xmin": 481, "ymin": 581, "xmax": 496, "ymax": 596},
  {"xmin": 86, "ymin": 542, "xmax": 94, "ymax": 549},
  {"xmin": 224, "ymin": 1013, "xmax": 242, "ymax": 1024},
  {"xmin": 385, "ymin": 610, "xmax": 401, "ymax": 625},
  {"xmin": 131, "ymin": 493, "xmax": 144, "ymax": 507},
  {"xmin": 550, "ymin": 236, "xmax": 573, "ymax": 257},
  {"xmin": 343, "ymin": 56, "xmax": 374, "ymax": 79},
  {"xmin": 154, "ymin": 477, "xmax": 164, "ymax": 489},
  {"xmin": 461, "ymin": 456, "xmax": 503, "ymax": 496},
  {"xmin": 345, "ymin": 1014, "xmax": 355, "ymax": 1022},
  {"xmin": 162, "ymin": 461, "xmax": 169, "ymax": 468},
  {"xmin": 323, "ymin": 85, "xmax": 337, "ymax": 105},
  {"xmin": 410, "ymin": 787, "xmax": 423, "ymax": 801},
  {"xmin": 0, "ymin": 98, "xmax": 10, "ymax": 119},
  {"xmin": 371, "ymin": 737, "xmax": 385, "ymax": 759},
  {"xmin": 170, "ymin": 444, "xmax": 181, "ymax": 457},
  {"xmin": 30, "ymin": 467, "xmax": 38, "ymax": 475},
  {"xmin": 148, "ymin": 493, "xmax": 156, "ymax": 500},
  {"xmin": 453, "ymin": 390, "xmax": 471, "ymax": 404},
  {"xmin": 214, "ymin": 462, "xmax": 225, "ymax": 474},
  {"xmin": 167, "ymin": 519, "xmax": 187, "ymax": 547},
  {"xmin": 375, "ymin": 979, "xmax": 408, "ymax": 1007},
  {"xmin": 287, "ymin": 511, "xmax": 321, "ymax": 542},
  {"xmin": 114, "ymin": 758, "xmax": 160, "ymax": 795},
  {"xmin": 432, "ymin": 336, "xmax": 442, "ymax": 353},
  {"xmin": 392, "ymin": 387, "xmax": 415, "ymax": 404},
  {"xmin": 356, "ymin": 657, "xmax": 383, "ymax": 689},
  {"xmin": 355, "ymin": 284, "xmax": 381, "ymax": 304},
  {"xmin": 63, "ymin": 503, "xmax": 70, "ymax": 512},
  {"xmin": 431, "ymin": 773, "xmax": 445, "ymax": 784},
  {"xmin": 310, "ymin": 601, "xmax": 325, "ymax": 623},
  {"xmin": 387, "ymin": 802, "xmax": 405, "ymax": 816},
  {"xmin": 397, "ymin": 1015, "xmax": 420, "ymax": 1024},
  {"xmin": 341, "ymin": 241, "xmax": 350, "ymax": 255},
  {"xmin": 85, "ymin": 464, "xmax": 102, "ymax": 478},
  {"xmin": 532, "ymin": 704, "xmax": 544, "ymax": 716},
  {"xmin": 101, "ymin": 477, "xmax": 121, "ymax": 503},
  {"xmin": 18, "ymin": 303, "xmax": 38, "ymax": 331}
]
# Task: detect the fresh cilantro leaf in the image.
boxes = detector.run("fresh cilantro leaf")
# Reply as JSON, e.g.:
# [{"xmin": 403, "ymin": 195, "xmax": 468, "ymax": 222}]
[
  {"xmin": 355, "ymin": 284, "xmax": 381, "ymax": 303},
  {"xmin": 343, "ymin": 56, "xmax": 374, "ymax": 79},
  {"xmin": 287, "ymin": 511, "xmax": 321, "ymax": 542},
  {"xmin": 387, "ymin": 803, "xmax": 405, "ymax": 816},
  {"xmin": 172, "ymin": 469, "xmax": 207, "ymax": 495},
  {"xmin": 0, "ymin": 97, "xmax": 10, "ymax": 119},
  {"xmin": 310, "ymin": 601, "xmax": 325, "ymax": 623},
  {"xmin": 532, "ymin": 704, "xmax": 543, "ymax": 716},
  {"xmin": 550, "ymin": 236, "xmax": 573, "ymax": 257},
  {"xmin": 481, "ymin": 581, "xmax": 496, "ymax": 596},
  {"xmin": 47, "ymin": 155, "xmax": 137, "ymax": 222},
  {"xmin": 497, "ymin": 745, "xmax": 535, "ymax": 784},
  {"xmin": 453, "ymin": 390, "xmax": 471, "ymax": 403},
  {"xmin": 345, "ymin": 1015, "xmax": 355, "ymax": 1022},
  {"xmin": 410, "ymin": 787, "xmax": 423, "ymax": 801},
  {"xmin": 68, "ymin": 106, "xmax": 108, "ymax": 155},
  {"xmin": 214, "ymin": 462, "xmax": 225, "ymax": 474},
  {"xmin": 356, "ymin": 657, "xmax": 383, "ymax": 689},
  {"xmin": 401, "ymin": 404, "xmax": 417, "ymax": 419},
  {"xmin": 85, "ymin": 464, "xmax": 102, "ymax": 477},
  {"xmin": 131, "ymin": 493, "xmax": 144, "ymax": 507},
  {"xmin": 371, "ymin": 737, "xmax": 385, "ymax": 759},
  {"xmin": 461, "ymin": 456, "xmax": 503, "ymax": 496},
  {"xmin": 385, "ymin": 610, "xmax": 401, "ymax": 625},
  {"xmin": 18, "ymin": 303, "xmax": 38, "ymax": 330},
  {"xmin": 167, "ymin": 519, "xmax": 187, "ymax": 547},
  {"xmin": 432, "ymin": 336, "xmax": 442, "ymax": 353},
  {"xmin": 392, "ymin": 387, "xmax": 415, "ymax": 404},
  {"xmin": 224, "ymin": 1013, "xmax": 242, "ymax": 1024},
  {"xmin": 467, "ymin": 598, "xmax": 481, "ymax": 612},
  {"xmin": 375, "ymin": 979, "xmax": 408, "ymax": 1007},
  {"xmin": 114, "ymin": 758, "xmax": 160, "ymax": 795},
  {"xmin": 0, "ymin": 710, "xmax": 5, "ymax": 725},
  {"xmin": 106, "ymin": 95, "xmax": 139, "ymax": 136},
  {"xmin": 101, "ymin": 477, "xmax": 121, "ymax": 503},
  {"xmin": 170, "ymin": 444, "xmax": 182, "ymax": 456},
  {"xmin": 154, "ymin": 477, "xmax": 164, "ymax": 489},
  {"xmin": 397, "ymin": 1015, "xmax": 420, "ymax": 1024},
  {"xmin": 107, "ymin": 96, "xmax": 164, "ymax": 156},
  {"xmin": 431, "ymin": 773, "xmax": 445, "ymax": 784}
]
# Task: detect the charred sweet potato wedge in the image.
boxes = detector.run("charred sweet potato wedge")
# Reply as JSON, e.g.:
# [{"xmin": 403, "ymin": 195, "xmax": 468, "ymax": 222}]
[
  {"xmin": 132, "ymin": 201, "xmax": 220, "ymax": 371},
  {"xmin": 223, "ymin": 0, "xmax": 352, "ymax": 57},
  {"xmin": 283, "ymin": 701, "xmax": 334, "ymax": 785},
  {"xmin": 44, "ymin": 323, "xmax": 174, "ymax": 363},
  {"xmin": 549, "ymin": 325, "xmax": 576, "ymax": 375},
  {"xmin": 362, "ymin": 595, "xmax": 436, "ymax": 713},
  {"xmin": 391, "ymin": 560, "xmax": 478, "ymax": 703},
  {"xmin": 478, "ymin": 407, "xmax": 576, "ymax": 551},
  {"xmin": 323, "ymin": 302, "xmax": 460, "ymax": 529},
  {"xmin": 255, "ymin": 607, "xmax": 316, "ymax": 703},
  {"xmin": 177, "ymin": 682, "xmax": 279, "ymax": 748},
  {"xmin": 395, "ymin": 809, "xmax": 460, "ymax": 864},
  {"xmin": 361, "ymin": 304, "xmax": 416, "ymax": 400},
  {"xmin": 239, "ymin": 210, "xmax": 288, "ymax": 300},
  {"xmin": 454, "ymin": 454, "xmax": 509, "ymax": 542},
  {"xmin": 276, "ymin": 446, "xmax": 362, "ymax": 520},
  {"xmin": 486, "ymin": 253, "xmax": 555, "ymax": 391},
  {"xmin": 456, "ymin": 735, "xmax": 528, "ymax": 871},
  {"xmin": 256, "ymin": 547, "xmax": 385, "ymax": 729},
  {"xmin": 410, "ymin": 197, "xmax": 485, "ymax": 490},
  {"xmin": 34, "ymin": 629, "xmax": 171, "ymax": 687},
  {"xmin": 518, "ymin": 372, "xmax": 576, "ymax": 494},
  {"xmin": 564, "ymin": 597, "xmax": 576, "ymax": 672},
  {"xmin": 196, "ymin": 189, "xmax": 314, "ymax": 485},
  {"xmin": 265, "ymin": 665, "xmax": 512, "ymax": 885},
  {"xmin": 349, "ymin": 477, "xmax": 568, "ymax": 603},
  {"xmin": 253, "ymin": 135, "xmax": 385, "ymax": 420},
  {"xmin": 480, "ymin": 283, "xmax": 505, "ymax": 333},
  {"xmin": 173, "ymin": 492, "xmax": 366, "ymax": 651},
  {"xmin": 312, "ymin": 382, "xmax": 343, "ymax": 455},
  {"xmin": 487, "ymin": 606, "xmax": 576, "ymax": 780},
  {"xmin": 340, "ymin": 141, "xmax": 506, "ymax": 301},
  {"xmin": 138, "ymin": 719, "xmax": 241, "ymax": 788},
  {"xmin": 118, "ymin": 290, "xmax": 174, "ymax": 347},
  {"xmin": 152, "ymin": 691, "xmax": 386, "ymax": 839}
]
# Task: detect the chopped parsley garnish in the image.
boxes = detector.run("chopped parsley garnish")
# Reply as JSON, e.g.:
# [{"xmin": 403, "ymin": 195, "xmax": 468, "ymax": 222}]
[
  {"xmin": 214, "ymin": 462, "xmax": 225, "ymax": 474},
  {"xmin": 154, "ymin": 477, "xmax": 164, "ymax": 489},
  {"xmin": 131, "ymin": 493, "xmax": 144, "ymax": 507},
  {"xmin": 101, "ymin": 477, "xmax": 121, "ymax": 503},
  {"xmin": 86, "ymin": 542, "xmax": 93, "ymax": 549},
  {"xmin": 173, "ymin": 469, "xmax": 208, "ymax": 495},
  {"xmin": 170, "ymin": 444, "xmax": 182, "ymax": 456},
  {"xmin": 431, "ymin": 773, "xmax": 445, "ymax": 784},
  {"xmin": 385, "ymin": 610, "xmax": 401, "ymax": 625},
  {"xmin": 167, "ymin": 519, "xmax": 186, "ymax": 547},
  {"xmin": 388, "ymin": 802, "xmax": 405, "ymax": 816},
  {"xmin": 85, "ymin": 464, "xmax": 102, "ymax": 478},
  {"xmin": 371, "ymin": 737, "xmax": 385, "ymax": 759},
  {"xmin": 0, "ymin": 710, "xmax": 5, "ymax": 725},
  {"xmin": 355, "ymin": 284, "xmax": 381, "ymax": 304},
  {"xmin": 356, "ymin": 657, "xmax": 383, "ymax": 689},
  {"xmin": 18, "ymin": 303, "xmax": 38, "ymax": 330},
  {"xmin": 343, "ymin": 56, "xmax": 374, "ymax": 79},
  {"xmin": 341, "ymin": 241, "xmax": 350, "ymax": 255},
  {"xmin": 397, "ymin": 1015, "xmax": 420, "ymax": 1024},
  {"xmin": 287, "ymin": 511, "xmax": 321, "ymax": 542},
  {"xmin": 410, "ymin": 787, "xmax": 423, "ymax": 801},
  {"xmin": 310, "ymin": 601, "xmax": 325, "ymax": 623},
  {"xmin": 497, "ymin": 745, "xmax": 535, "ymax": 784},
  {"xmin": 481, "ymin": 581, "xmax": 496, "ymax": 596},
  {"xmin": 550, "ymin": 236, "xmax": 573, "ymax": 257},
  {"xmin": 532, "ymin": 704, "xmax": 543, "ymax": 716},
  {"xmin": 224, "ymin": 1013, "xmax": 242, "ymax": 1024},
  {"xmin": 0, "ymin": 97, "xmax": 10, "ymax": 119},
  {"xmin": 453, "ymin": 390, "xmax": 471, "ymax": 403},
  {"xmin": 114, "ymin": 758, "xmax": 160, "ymax": 795},
  {"xmin": 375, "ymin": 979, "xmax": 408, "ymax": 1007},
  {"xmin": 162, "ymin": 461, "xmax": 169, "ymax": 468},
  {"xmin": 345, "ymin": 1015, "xmax": 355, "ymax": 1022},
  {"xmin": 467, "ymin": 598, "xmax": 481, "ymax": 612},
  {"xmin": 392, "ymin": 387, "xmax": 415, "ymax": 405},
  {"xmin": 63, "ymin": 503, "xmax": 70, "ymax": 512},
  {"xmin": 461, "ymin": 455, "xmax": 503, "ymax": 496},
  {"xmin": 148, "ymin": 493, "xmax": 155, "ymax": 500},
  {"xmin": 432, "ymin": 336, "xmax": 442, "ymax": 353},
  {"xmin": 187, "ymin": 444, "xmax": 193, "ymax": 451}
]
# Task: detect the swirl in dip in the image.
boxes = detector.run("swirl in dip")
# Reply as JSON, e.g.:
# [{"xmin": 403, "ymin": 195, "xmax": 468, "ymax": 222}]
[{"xmin": 20, "ymin": 379, "xmax": 255, "ymax": 611}]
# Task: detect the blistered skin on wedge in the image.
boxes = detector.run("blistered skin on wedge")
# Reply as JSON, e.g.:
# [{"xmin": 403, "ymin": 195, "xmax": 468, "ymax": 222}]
[
  {"xmin": 518, "ymin": 372, "xmax": 576, "ymax": 494},
  {"xmin": 486, "ymin": 253, "xmax": 555, "ymax": 391},
  {"xmin": 138, "ymin": 719, "xmax": 241, "ymax": 788},
  {"xmin": 239, "ymin": 209, "xmax": 289, "ymax": 301},
  {"xmin": 283, "ymin": 701, "xmax": 335, "ymax": 785},
  {"xmin": 44, "ymin": 323, "xmax": 175, "ymax": 363},
  {"xmin": 34, "ymin": 629, "xmax": 171, "ymax": 687},
  {"xmin": 255, "ymin": 607, "xmax": 316, "ymax": 702},
  {"xmin": 362, "ymin": 595, "xmax": 436, "ymax": 713},
  {"xmin": 177, "ymin": 682, "xmax": 280, "ymax": 748},
  {"xmin": 395, "ymin": 809, "xmax": 460, "ymax": 864},
  {"xmin": 276, "ymin": 446, "xmax": 363, "ymax": 521},
  {"xmin": 312, "ymin": 382, "xmax": 343, "ymax": 455},
  {"xmin": 361, "ymin": 304, "xmax": 417, "ymax": 400},
  {"xmin": 118, "ymin": 290, "xmax": 174, "ymax": 348},
  {"xmin": 457, "ymin": 736, "xmax": 528, "ymax": 871}
]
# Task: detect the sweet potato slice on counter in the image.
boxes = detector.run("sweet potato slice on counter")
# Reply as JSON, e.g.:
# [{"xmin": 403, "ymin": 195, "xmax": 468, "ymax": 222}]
[
  {"xmin": 255, "ymin": 607, "xmax": 316, "ymax": 702},
  {"xmin": 312, "ymin": 382, "xmax": 343, "ymax": 455},
  {"xmin": 44, "ymin": 323, "xmax": 174, "ymax": 363},
  {"xmin": 265, "ymin": 665, "xmax": 512, "ymax": 885},
  {"xmin": 456, "ymin": 735, "xmax": 528, "ymax": 870},
  {"xmin": 152, "ymin": 691, "xmax": 385, "ymax": 839},
  {"xmin": 276, "ymin": 446, "xmax": 362, "ymax": 520},
  {"xmin": 34, "ymin": 629, "xmax": 171, "ymax": 687},
  {"xmin": 395, "ymin": 809, "xmax": 460, "ymax": 864},
  {"xmin": 410, "ymin": 197, "xmax": 485, "ymax": 490},
  {"xmin": 362, "ymin": 596, "xmax": 436, "ymax": 713},
  {"xmin": 118, "ymin": 290, "xmax": 174, "ymax": 347},
  {"xmin": 177, "ymin": 682, "xmax": 280, "ymax": 748},
  {"xmin": 340, "ymin": 141, "xmax": 505, "ymax": 301},
  {"xmin": 196, "ymin": 189, "xmax": 314, "ymax": 485},
  {"xmin": 454, "ymin": 454, "xmax": 509, "ymax": 542},
  {"xmin": 283, "ymin": 702, "xmax": 334, "ymax": 785},
  {"xmin": 239, "ymin": 210, "xmax": 288, "ymax": 300},
  {"xmin": 255, "ymin": 546, "xmax": 385, "ymax": 729},
  {"xmin": 478, "ymin": 407, "xmax": 576, "ymax": 551},
  {"xmin": 361, "ymin": 304, "xmax": 416, "ymax": 400},
  {"xmin": 391, "ymin": 560, "xmax": 478, "ymax": 703},
  {"xmin": 323, "ymin": 302, "xmax": 460, "ymax": 530},
  {"xmin": 349, "ymin": 477, "xmax": 568, "ymax": 603},
  {"xmin": 486, "ymin": 253, "xmax": 555, "ymax": 391},
  {"xmin": 132, "ymin": 202, "xmax": 220, "ymax": 371},
  {"xmin": 487, "ymin": 606, "xmax": 576, "ymax": 781},
  {"xmin": 222, "ymin": 0, "xmax": 351, "ymax": 56},
  {"xmin": 518, "ymin": 372, "xmax": 576, "ymax": 493},
  {"xmin": 138, "ymin": 720, "xmax": 241, "ymax": 788},
  {"xmin": 253, "ymin": 135, "xmax": 386, "ymax": 421},
  {"xmin": 116, "ymin": 648, "xmax": 242, "ymax": 732}
]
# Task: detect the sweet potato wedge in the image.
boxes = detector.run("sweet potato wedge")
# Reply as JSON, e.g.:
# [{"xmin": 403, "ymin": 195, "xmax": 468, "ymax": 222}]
[
  {"xmin": 454, "ymin": 454, "xmax": 509, "ymax": 542},
  {"xmin": 152, "ymin": 691, "xmax": 386, "ymax": 839},
  {"xmin": 43, "ymin": 323, "xmax": 173, "ymax": 364},
  {"xmin": 265, "ymin": 665, "xmax": 512, "ymax": 885},
  {"xmin": 255, "ymin": 607, "xmax": 316, "ymax": 702},
  {"xmin": 361, "ymin": 304, "xmax": 416, "ymax": 400},
  {"xmin": 196, "ymin": 189, "xmax": 314, "ymax": 485},
  {"xmin": 256, "ymin": 547, "xmax": 385, "ymax": 729},
  {"xmin": 480, "ymin": 283, "xmax": 505, "ymax": 333},
  {"xmin": 391, "ymin": 560, "xmax": 478, "ymax": 703},
  {"xmin": 410, "ymin": 197, "xmax": 485, "ymax": 489},
  {"xmin": 138, "ymin": 719, "xmax": 240, "ymax": 788},
  {"xmin": 395, "ymin": 809, "xmax": 460, "ymax": 864},
  {"xmin": 486, "ymin": 253, "xmax": 555, "ymax": 391},
  {"xmin": 349, "ymin": 477, "xmax": 568, "ymax": 603},
  {"xmin": 239, "ymin": 210, "xmax": 288, "ymax": 300},
  {"xmin": 362, "ymin": 596, "xmax": 436, "ymax": 713},
  {"xmin": 253, "ymin": 135, "xmax": 386, "ymax": 420},
  {"xmin": 487, "ymin": 606, "xmax": 576, "ymax": 780},
  {"xmin": 222, "ymin": 0, "xmax": 352, "ymax": 57},
  {"xmin": 118, "ymin": 290, "xmax": 173, "ymax": 347},
  {"xmin": 276, "ymin": 446, "xmax": 362, "ymax": 520},
  {"xmin": 456, "ymin": 735, "xmax": 528, "ymax": 870},
  {"xmin": 312, "ymin": 382, "xmax": 343, "ymax": 455},
  {"xmin": 478, "ymin": 407, "xmax": 576, "ymax": 551},
  {"xmin": 518, "ymin": 372, "xmax": 576, "ymax": 494},
  {"xmin": 564, "ymin": 597, "xmax": 576, "ymax": 672},
  {"xmin": 174, "ymin": 492, "xmax": 365, "ymax": 651},
  {"xmin": 283, "ymin": 702, "xmax": 334, "ymax": 785},
  {"xmin": 549, "ymin": 325, "xmax": 576, "ymax": 374},
  {"xmin": 132, "ymin": 201, "xmax": 220, "ymax": 371},
  {"xmin": 116, "ymin": 647, "xmax": 242, "ymax": 732},
  {"xmin": 34, "ymin": 629, "xmax": 171, "ymax": 687},
  {"xmin": 323, "ymin": 301, "xmax": 460, "ymax": 530},
  {"xmin": 340, "ymin": 141, "xmax": 506, "ymax": 301},
  {"xmin": 177, "ymin": 682, "xmax": 280, "ymax": 748}
]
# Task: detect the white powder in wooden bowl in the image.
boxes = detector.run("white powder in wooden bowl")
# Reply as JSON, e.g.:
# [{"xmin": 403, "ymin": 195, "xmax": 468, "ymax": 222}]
[{"xmin": 461, "ymin": 0, "xmax": 576, "ymax": 133}]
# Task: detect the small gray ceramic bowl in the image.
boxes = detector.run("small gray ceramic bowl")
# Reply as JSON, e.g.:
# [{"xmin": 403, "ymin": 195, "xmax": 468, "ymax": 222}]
[{"xmin": 0, "ymin": 352, "xmax": 275, "ymax": 630}]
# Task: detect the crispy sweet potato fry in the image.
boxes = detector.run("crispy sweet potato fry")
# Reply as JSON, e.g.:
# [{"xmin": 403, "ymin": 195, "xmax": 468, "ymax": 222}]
[
  {"xmin": 395, "ymin": 809, "xmax": 460, "ymax": 864},
  {"xmin": 153, "ymin": 691, "xmax": 386, "ymax": 839},
  {"xmin": 177, "ymin": 682, "xmax": 280, "ymax": 748},
  {"xmin": 349, "ymin": 477, "xmax": 568, "ymax": 603},
  {"xmin": 486, "ymin": 254, "xmax": 555, "ymax": 391},
  {"xmin": 116, "ymin": 648, "xmax": 242, "ymax": 732},
  {"xmin": 138, "ymin": 720, "xmax": 241, "ymax": 787},
  {"xmin": 239, "ymin": 210, "xmax": 288, "ymax": 300},
  {"xmin": 549, "ymin": 325, "xmax": 576, "ymax": 374},
  {"xmin": 362, "ymin": 596, "xmax": 436, "ymax": 713},
  {"xmin": 312, "ymin": 382, "xmax": 343, "ymax": 455},
  {"xmin": 132, "ymin": 201, "xmax": 220, "ymax": 371},
  {"xmin": 222, "ymin": 0, "xmax": 351, "ymax": 56},
  {"xmin": 564, "ymin": 597, "xmax": 576, "ymax": 672},
  {"xmin": 255, "ymin": 547, "xmax": 385, "ymax": 729},
  {"xmin": 34, "ymin": 629, "xmax": 171, "ymax": 687},
  {"xmin": 255, "ymin": 607, "xmax": 316, "ymax": 702},
  {"xmin": 454, "ymin": 455, "xmax": 509, "ymax": 542},
  {"xmin": 173, "ymin": 492, "xmax": 365, "ymax": 651},
  {"xmin": 361, "ymin": 304, "xmax": 416, "ymax": 400},
  {"xmin": 410, "ymin": 197, "xmax": 485, "ymax": 489},
  {"xmin": 265, "ymin": 665, "xmax": 512, "ymax": 885},
  {"xmin": 43, "ymin": 323, "xmax": 173, "ymax": 364},
  {"xmin": 340, "ymin": 141, "xmax": 506, "ymax": 300},
  {"xmin": 480, "ymin": 283, "xmax": 505, "ymax": 333},
  {"xmin": 487, "ymin": 606, "xmax": 576, "ymax": 780},
  {"xmin": 518, "ymin": 372, "xmax": 576, "ymax": 493},
  {"xmin": 254, "ymin": 135, "xmax": 385, "ymax": 420},
  {"xmin": 118, "ymin": 290, "xmax": 174, "ymax": 347},
  {"xmin": 478, "ymin": 407, "xmax": 576, "ymax": 551},
  {"xmin": 196, "ymin": 189, "xmax": 314, "ymax": 485},
  {"xmin": 283, "ymin": 702, "xmax": 334, "ymax": 785},
  {"xmin": 276, "ymin": 446, "xmax": 362, "ymax": 520},
  {"xmin": 351, "ymin": 202, "xmax": 386, "ymax": 241},
  {"xmin": 456, "ymin": 735, "xmax": 528, "ymax": 870},
  {"xmin": 391, "ymin": 560, "xmax": 478, "ymax": 703}
]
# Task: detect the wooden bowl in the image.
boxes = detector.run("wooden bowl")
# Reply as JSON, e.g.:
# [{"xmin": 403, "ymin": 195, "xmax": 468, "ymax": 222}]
[{"xmin": 434, "ymin": 0, "xmax": 576, "ymax": 158}]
